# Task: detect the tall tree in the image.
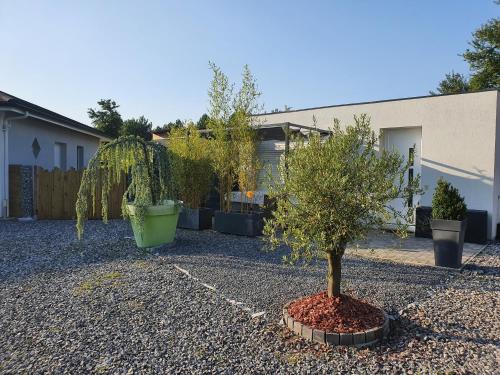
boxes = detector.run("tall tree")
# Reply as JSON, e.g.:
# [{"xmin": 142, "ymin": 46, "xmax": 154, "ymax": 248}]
[
  {"xmin": 429, "ymin": 71, "xmax": 470, "ymax": 95},
  {"xmin": 88, "ymin": 99, "xmax": 123, "ymax": 138},
  {"xmin": 121, "ymin": 116, "xmax": 153, "ymax": 141},
  {"xmin": 463, "ymin": 18, "xmax": 500, "ymax": 90}
]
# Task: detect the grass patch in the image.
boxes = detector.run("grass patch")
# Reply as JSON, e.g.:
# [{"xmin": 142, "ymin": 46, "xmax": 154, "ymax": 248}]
[{"xmin": 74, "ymin": 271, "xmax": 125, "ymax": 295}]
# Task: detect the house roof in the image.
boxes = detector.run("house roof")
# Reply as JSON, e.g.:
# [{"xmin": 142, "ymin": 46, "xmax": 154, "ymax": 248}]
[
  {"xmin": 0, "ymin": 90, "xmax": 111, "ymax": 140},
  {"xmin": 257, "ymin": 88, "xmax": 499, "ymax": 116}
]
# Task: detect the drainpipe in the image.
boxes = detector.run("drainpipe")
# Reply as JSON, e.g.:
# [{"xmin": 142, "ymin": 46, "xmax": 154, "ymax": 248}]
[{"xmin": 2, "ymin": 110, "xmax": 29, "ymax": 218}]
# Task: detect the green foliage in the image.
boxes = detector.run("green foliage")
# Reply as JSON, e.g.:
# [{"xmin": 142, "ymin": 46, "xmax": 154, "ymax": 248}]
[
  {"xmin": 153, "ymin": 119, "xmax": 184, "ymax": 135},
  {"xmin": 463, "ymin": 18, "xmax": 500, "ymax": 90},
  {"xmin": 430, "ymin": 71, "xmax": 470, "ymax": 95},
  {"xmin": 167, "ymin": 124, "xmax": 213, "ymax": 209},
  {"xmin": 88, "ymin": 99, "xmax": 123, "ymax": 138},
  {"xmin": 431, "ymin": 15, "xmax": 499, "ymax": 93},
  {"xmin": 431, "ymin": 178, "xmax": 467, "ymax": 221},
  {"xmin": 207, "ymin": 62, "xmax": 262, "ymax": 212},
  {"xmin": 196, "ymin": 113, "xmax": 210, "ymax": 130},
  {"xmin": 264, "ymin": 115, "xmax": 421, "ymax": 296},
  {"xmin": 121, "ymin": 116, "xmax": 153, "ymax": 141},
  {"xmin": 76, "ymin": 135, "xmax": 176, "ymax": 239}
]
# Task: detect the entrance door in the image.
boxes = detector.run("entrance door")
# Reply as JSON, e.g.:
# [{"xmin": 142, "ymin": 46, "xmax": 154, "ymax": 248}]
[{"xmin": 383, "ymin": 127, "xmax": 422, "ymax": 227}]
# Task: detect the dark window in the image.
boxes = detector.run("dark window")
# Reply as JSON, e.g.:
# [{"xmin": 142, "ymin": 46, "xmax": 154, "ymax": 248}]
[{"xmin": 77, "ymin": 146, "xmax": 84, "ymax": 170}]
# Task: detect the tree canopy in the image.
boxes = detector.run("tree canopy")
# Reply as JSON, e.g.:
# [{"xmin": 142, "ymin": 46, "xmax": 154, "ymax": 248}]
[
  {"xmin": 431, "ymin": 14, "xmax": 499, "ymax": 94},
  {"xmin": 88, "ymin": 99, "xmax": 123, "ymax": 138},
  {"xmin": 430, "ymin": 71, "xmax": 470, "ymax": 95},
  {"xmin": 464, "ymin": 18, "xmax": 500, "ymax": 90},
  {"xmin": 121, "ymin": 116, "xmax": 153, "ymax": 141},
  {"xmin": 264, "ymin": 115, "xmax": 420, "ymax": 297}
]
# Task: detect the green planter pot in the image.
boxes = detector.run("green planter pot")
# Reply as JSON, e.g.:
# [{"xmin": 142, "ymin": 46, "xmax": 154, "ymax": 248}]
[{"xmin": 127, "ymin": 201, "xmax": 180, "ymax": 248}]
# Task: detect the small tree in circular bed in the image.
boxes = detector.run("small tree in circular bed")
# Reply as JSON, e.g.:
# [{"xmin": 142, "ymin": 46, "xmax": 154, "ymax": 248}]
[
  {"xmin": 264, "ymin": 115, "xmax": 421, "ymax": 297},
  {"xmin": 76, "ymin": 135, "xmax": 175, "ymax": 239}
]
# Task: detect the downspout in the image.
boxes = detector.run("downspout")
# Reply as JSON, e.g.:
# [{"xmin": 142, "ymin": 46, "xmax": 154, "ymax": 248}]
[{"xmin": 2, "ymin": 111, "xmax": 29, "ymax": 217}]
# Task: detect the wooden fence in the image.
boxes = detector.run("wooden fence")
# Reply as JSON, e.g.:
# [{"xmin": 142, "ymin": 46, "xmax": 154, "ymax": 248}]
[
  {"xmin": 8, "ymin": 165, "xmax": 24, "ymax": 217},
  {"xmin": 35, "ymin": 167, "xmax": 126, "ymax": 220}
]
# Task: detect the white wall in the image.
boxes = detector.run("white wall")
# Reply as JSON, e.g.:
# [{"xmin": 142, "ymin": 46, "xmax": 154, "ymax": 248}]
[
  {"xmin": 0, "ymin": 112, "xmax": 5, "ymax": 217},
  {"xmin": 255, "ymin": 91, "xmax": 499, "ymax": 239},
  {"xmin": 8, "ymin": 117, "xmax": 100, "ymax": 170}
]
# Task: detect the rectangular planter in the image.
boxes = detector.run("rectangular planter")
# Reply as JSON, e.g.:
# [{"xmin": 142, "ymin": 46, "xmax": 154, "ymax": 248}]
[
  {"xmin": 431, "ymin": 219, "xmax": 467, "ymax": 268},
  {"xmin": 416, "ymin": 206, "xmax": 487, "ymax": 244},
  {"xmin": 177, "ymin": 207, "xmax": 212, "ymax": 230},
  {"xmin": 214, "ymin": 211, "xmax": 264, "ymax": 237}
]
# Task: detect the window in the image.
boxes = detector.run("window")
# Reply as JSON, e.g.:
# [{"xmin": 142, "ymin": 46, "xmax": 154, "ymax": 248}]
[
  {"xmin": 54, "ymin": 142, "xmax": 67, "ymax": 170},
  {"xmin": 407, "ymin": 147, "xmax": 414, "ymax": 207},
  {"xmin": 77, "ymin": 146, "xmax": 84, "ymax": 170}
]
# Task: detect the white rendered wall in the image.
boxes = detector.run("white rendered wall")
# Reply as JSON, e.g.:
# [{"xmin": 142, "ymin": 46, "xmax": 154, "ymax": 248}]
[
  {"xmin": 255, "ymin": 91, "xmax": 499, "ymax": 239},
  {"xmin": 8, "ymin": 117, "xmax": 100, "ymax": 170}
]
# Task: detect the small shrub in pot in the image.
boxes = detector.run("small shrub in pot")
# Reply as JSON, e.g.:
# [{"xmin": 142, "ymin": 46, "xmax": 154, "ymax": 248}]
[{"xmin": 431, "ymin": 178, "xmax": 467, "ymax": 268}]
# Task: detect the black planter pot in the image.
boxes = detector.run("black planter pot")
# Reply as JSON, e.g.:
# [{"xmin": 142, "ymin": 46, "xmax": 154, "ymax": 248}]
[
  {"xmin": 431, "ymin": 219, "xmax": 467, "ymax": 268},
  {"xmin": 214, "ymin": 211, "xmax": 264, "ymax": 237},
  {"xmin": 177, "ymin": 207, "xmax": 213, "ymax": 230}
]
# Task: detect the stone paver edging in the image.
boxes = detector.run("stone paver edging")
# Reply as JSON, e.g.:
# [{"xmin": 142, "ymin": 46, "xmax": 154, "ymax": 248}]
[{"xmin": 283, "ymin": 302, "xmax": 389, "ymax": 346}]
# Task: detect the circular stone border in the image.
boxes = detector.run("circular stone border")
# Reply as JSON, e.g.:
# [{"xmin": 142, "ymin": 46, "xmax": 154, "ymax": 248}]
[{"xmin": 282, "ymin": 301, "xmax": 389, "ymax": 346}]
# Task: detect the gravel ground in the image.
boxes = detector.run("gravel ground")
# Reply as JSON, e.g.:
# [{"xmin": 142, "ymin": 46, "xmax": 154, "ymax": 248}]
[{"xmin": 0, "ymin": 219, "xmax": 498, "ymax": 374}]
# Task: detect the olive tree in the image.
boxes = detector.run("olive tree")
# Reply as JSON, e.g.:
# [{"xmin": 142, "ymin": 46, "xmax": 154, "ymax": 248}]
[{"xmin": 264, "ymin": 115, "xmax": 421, "ymax": 297}]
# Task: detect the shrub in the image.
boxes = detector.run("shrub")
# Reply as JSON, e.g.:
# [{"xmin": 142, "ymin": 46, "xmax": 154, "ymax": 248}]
[
  {"xmin": 431, "ymin": 178, "xmax": 467, "ymax": 221},
  {"xmin": 264, "ymin": 115, "xmax": 421, "ymax": 297},
  {"xmin": 76, "ymin": 135, "xmax": 176, "ymax": 239},
  {"xmin": 168, "ymin": 124, "xmax": 213, "ymax": 209}
]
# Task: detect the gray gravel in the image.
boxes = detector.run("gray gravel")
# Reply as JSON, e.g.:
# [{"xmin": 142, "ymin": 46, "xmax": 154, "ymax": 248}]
[{"xmin": 0, "ymin": 219, "xmax": 498, "ymax": 374}]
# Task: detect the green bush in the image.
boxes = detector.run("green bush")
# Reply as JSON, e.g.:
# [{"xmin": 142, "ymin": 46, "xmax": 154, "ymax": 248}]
[
  {"xmin": 431, "ymin": 178, "xmax": 467, "ymax": 221},
  {"xmin": 168, "ymin": 124, "xmax": 213, "ymax": 209}
]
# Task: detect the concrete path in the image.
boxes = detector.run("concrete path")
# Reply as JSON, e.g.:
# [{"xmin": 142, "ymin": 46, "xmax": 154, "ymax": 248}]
[{"xmin": 346, "ymin": 231, "xmax": 486, "ymax": 267}]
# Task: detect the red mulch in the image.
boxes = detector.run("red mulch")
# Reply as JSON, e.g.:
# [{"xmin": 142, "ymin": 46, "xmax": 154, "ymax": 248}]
[{"xmin": 287, "ymin": 292, "xmax": 385, "ymax": 333}]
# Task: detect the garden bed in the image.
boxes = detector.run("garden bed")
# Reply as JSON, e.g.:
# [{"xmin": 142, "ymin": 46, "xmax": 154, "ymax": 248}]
[{"xmin": 284, "ymin": 292, "xmax": 388, "ymax": 346}]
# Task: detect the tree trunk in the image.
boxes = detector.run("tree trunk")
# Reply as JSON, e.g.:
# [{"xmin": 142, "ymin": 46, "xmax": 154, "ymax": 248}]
[{"xmin": 326, "ymin": 251, "xmax": 342, "ymax": 298}]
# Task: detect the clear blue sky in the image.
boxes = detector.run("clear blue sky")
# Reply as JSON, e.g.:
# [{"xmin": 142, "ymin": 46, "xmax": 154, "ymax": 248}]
[{"xmin": 1, "ymin": 1, "xmax": 497, "ymax": 127}]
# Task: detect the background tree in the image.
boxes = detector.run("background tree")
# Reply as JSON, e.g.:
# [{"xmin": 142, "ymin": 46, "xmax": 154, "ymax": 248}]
[
  {"xmin": 152, "ymin": 119, "xmax": 184, "ymax": 135},
  {"xmin": 196, "ymin": 113, "xmax": 210, "ymax": 130},
  {"xmin": 429, "ymin": 71, "xmax": 470, "ymax": 95},
  {"xmin": 121, "ymin": 116, "xmax": 153, "ymax": 141},
  {"xmin": 264, "ymin": 115, "xmax": 420, "ymax": 297},
  {"xmin": 88, "ymin": 99, "xmax": 123, "ymax": 138},
  {"xmin": 431, "ymin": 11, "xmax": 499, "ymax": 94},
  {"xmin": 464, "ymin": 18, "xmax": 500, "ymax": 90}
]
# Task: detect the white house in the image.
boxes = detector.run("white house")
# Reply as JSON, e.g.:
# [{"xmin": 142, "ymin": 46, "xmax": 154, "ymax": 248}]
[
  {"xmin": 0, "ymin": 90, "xmax": 110, "ymax": 218},
  {"xmin": 254, "ymin": 90, "xmax": 500, "ymax": 240}
]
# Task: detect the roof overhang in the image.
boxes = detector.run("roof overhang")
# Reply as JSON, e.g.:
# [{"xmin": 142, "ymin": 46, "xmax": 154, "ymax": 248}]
[{"xmin": 0, "ymin": 90, "xmax": 111, "ymax": 141}]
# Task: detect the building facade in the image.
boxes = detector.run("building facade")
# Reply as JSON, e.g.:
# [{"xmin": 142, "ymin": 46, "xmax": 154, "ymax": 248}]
[
  {"xmin": 0, "ymin": 91, "xmax": 110, "ymax": 218},
  {"xmin": 254, "ymin": 90, "xmax": 500, "ymax": 239}
]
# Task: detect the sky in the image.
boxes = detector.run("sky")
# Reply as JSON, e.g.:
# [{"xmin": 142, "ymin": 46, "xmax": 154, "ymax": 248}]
[{"xmin": 0, "ymin": 1, "xmax": 498, "ymax": 127}]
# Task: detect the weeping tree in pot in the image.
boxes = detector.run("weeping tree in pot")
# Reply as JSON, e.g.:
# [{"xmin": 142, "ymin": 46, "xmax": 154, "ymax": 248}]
[
  {"xmin": 76, "ymin": 135, "xmax": 180, "ymax": 248},
  {"xmin": 264, "ymin": 115, "xmax": 422, "ymax": 343},
  {"xmin": 207, "ymin": 62, "xmax": 264, "ymax": 236},
  {"xmin": 431, "ymin": 178, "xmax": 467, "ymax": 268},
  {"xmin": 168, "ymin": 123, "xmax": 214, "ymax": 230}
]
